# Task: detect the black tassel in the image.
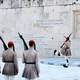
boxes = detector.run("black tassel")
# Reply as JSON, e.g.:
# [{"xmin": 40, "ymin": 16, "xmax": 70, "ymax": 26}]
[
  {"xmin": 13, "ymin": 44, "xmax": 15, "ymax": 52},
  {"xmin": 54, "ymin": 49, "xmax": 57, "ymax": 55},
  {"xmin": 58, "ymin": 52, "xmax": 60, "ymax": 56}
]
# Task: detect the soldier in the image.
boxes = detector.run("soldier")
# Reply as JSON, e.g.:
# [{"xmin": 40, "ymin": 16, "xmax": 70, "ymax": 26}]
[
  {"xmin": 61, "ymin": 37, "xmax": 71, "ymax": 67},
  {"xmin": 54, "ymin": 33, "xmax": 72, "ymax": 68},
  {"xmin": 22, "ymin": 40, "xmax": 40, "ymax": 80},
  {"xmin": 2, "ymin": 41, "xmax": 18, "ymax": 80}
]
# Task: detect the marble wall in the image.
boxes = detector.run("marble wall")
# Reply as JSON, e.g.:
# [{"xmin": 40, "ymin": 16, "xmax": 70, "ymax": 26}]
[{"xmin": 0, "ymin": 0, "xmax": 80, "ymax": 58}]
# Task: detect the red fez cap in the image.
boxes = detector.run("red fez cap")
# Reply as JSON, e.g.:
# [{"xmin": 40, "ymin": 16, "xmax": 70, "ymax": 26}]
[
  {"xmin": 8, "ymin": 41, "xmax": 14, "ymax": 48},
  {"xmin": 29, "ymin": 40, "xmax": 35, "ymax": 47}
]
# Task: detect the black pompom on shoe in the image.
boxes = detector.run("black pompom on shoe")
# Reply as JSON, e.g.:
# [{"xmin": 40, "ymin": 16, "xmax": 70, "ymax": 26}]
[
  {"xmin": 54, "ymin": 49, "xmax": 57, "ymax": 55},
  {"xmin": 58, "ymin": 52, "xmax": 60, "ymax": 56},
  {"xmin": 66, "ymin": 59, "xmax": 69, "ymax": 63},
  {"xmin": 63, "ymin": 64, "xmax": 69, "ymax": 68}
]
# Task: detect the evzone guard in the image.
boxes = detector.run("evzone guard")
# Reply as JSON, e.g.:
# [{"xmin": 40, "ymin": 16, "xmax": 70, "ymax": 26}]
[
  {"xmin": 0, "ymin": 36, "xmax": 18, "ymax": 80},
  {"xmin": 54, "ymin": 33, "xmax": 72, "ymax": 68}
]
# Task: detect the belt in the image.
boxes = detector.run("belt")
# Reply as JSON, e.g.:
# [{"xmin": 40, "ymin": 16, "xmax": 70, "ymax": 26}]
[
  {"xmin": 4, "ymin": 61, "xmax": 14, "ymax": 63},
  {"xmin": 25, "ymin": 62, "xmax": 35, "ymax": 64}
]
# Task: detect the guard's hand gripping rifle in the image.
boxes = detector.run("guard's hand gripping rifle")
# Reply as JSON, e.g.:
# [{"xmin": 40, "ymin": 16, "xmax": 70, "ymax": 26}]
[{"xmin": 60, "ymin": 33, "xmax": 72, "ymax": 48}]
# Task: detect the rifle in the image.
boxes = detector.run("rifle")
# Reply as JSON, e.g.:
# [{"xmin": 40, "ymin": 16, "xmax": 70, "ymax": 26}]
[
  {"xmin": 18, "ymin": 32, "xmax": 36, "ymax": 50},
  {"xmin": 60, "ymin": 33, "xmax": 72, "ymax": 48},
  {"xmin": 0, "ymin": 36, "xmax": 15, "ymax": 51},
  {"xmin": 18, "ymin": 32, "xmax": 28, "ymax": 50},
  {"xmin": 0, "ymin": 36, "xmax": 8, "ymax": 50}
]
